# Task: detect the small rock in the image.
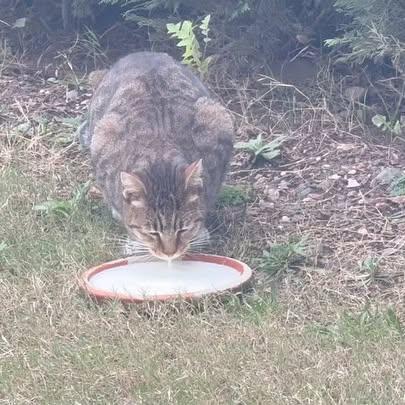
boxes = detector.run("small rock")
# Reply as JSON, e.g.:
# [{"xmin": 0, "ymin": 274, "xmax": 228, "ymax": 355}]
[
  {"xmin": 318, "ymin": 179, "xmax": 333, "ymax": 191},
  {"xmin": 264, "ymin": 187, "xmax": 280, "ymax": 201},
  {"xmin": 259, "ymin": 200, "xmax": 274, "ymax": 210},
  {"xmin": 66, "ymin": 89, "xmax": 78, "ymax": 102},
  {"xmin": 295, "ymin": 183, "xmax": 314, "ymax": 199},
  {"xmin": 280, "ymin": 216, "xmax": 290, "ymax": 223},
  {"xmin": 371, "ymin": 167, "xmax": 403, "ymax": 187},
  {"xmin": 357, "ymin": 226, "xmax": 368, "ymax": 236},
  {"xmin": 348, "ymin": 169, "xmax": 356, "ymax": 175},
  {"xmin": 278, "ymin": 180, "xmax": 289, "ymax": 190},
  {"xmin": 308, "ymin": 193, "xmax": 323, "ymax": 200},
  {"xmin": 322, "ymin": 164, "xmax": 331, "ymax": 169},
  {"xmin": 389, "ymin": 152, "xmax": 400, "ymax": 166},
  {"xmin": 337, "ymin": 143, "xmax": 358, "ymax": 152},
  {"xmin": 347, "ymin": 178, "xmax": 360, "ymax": 188},
  {"xmin": 328, "ymin": 174, "xmax": 341, "ymax": 180}
]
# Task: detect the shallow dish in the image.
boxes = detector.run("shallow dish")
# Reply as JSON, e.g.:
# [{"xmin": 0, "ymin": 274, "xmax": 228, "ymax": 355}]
[{"xmin": 79, "ymin": 253, "xmax": 252, "ymax": 303}]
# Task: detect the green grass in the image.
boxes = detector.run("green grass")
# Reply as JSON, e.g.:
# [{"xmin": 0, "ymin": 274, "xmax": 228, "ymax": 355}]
[
  {"xmin": 217, "ymin": 184, "xmax": 252, "ymax": 207},
  {"xmin": 1, "ymin": 145, "xmax": 404, "ymax": 404},
  {"xmin": 258, "ymin": 237, "xmax": 310, "ymax": 277}
]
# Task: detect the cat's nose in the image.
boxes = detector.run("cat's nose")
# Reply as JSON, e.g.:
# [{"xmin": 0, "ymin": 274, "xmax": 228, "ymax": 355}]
[{"xmin": 160, "ymin": 235, "xmax": 178, "ymax": 256}]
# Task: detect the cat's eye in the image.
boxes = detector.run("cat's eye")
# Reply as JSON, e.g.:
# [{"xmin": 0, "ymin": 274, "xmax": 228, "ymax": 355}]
[
  {"xmin": 149, "ymin": 231, "xmax": 160, "ymax": 237},
  {"xmin": 177, "ymin": 228, "xmax": 188, "ymax": 234}
]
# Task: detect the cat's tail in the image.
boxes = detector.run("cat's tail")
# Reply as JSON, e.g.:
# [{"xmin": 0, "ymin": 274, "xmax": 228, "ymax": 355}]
[{"xmin": 76, "ymin": 69, "xmax": 108, "ymax": 149}]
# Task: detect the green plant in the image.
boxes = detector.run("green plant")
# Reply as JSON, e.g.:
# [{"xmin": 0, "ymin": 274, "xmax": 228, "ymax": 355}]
[
  {"xmin": 389, "ymin": 175, "xmax": 405, "ymax": 196},
  {"xmin": 258, "ymin": 237, "xmax": 309, "ymax": 277},
  {"xmin": 0, "ymin": 241, "xmax": 7, "ymax": 253},
  {"xmin": 217, "ymin": 185, "xmax": 252, "ymax": 208},
  {"xmin": 372, "ymin": 114, "xmax": 402, "ymax": 136},
  {"xmin": 167, "ymin": 15, "xmax": 212, "ymax": 76},
  {"xmin": 325, "ymin": 0, "xmax": 405, "ymax": 70},
  {"xmin": 78, "ymin": 26, "xmax": 108, "ymax": 68},
  {"xmin": 235, "ymin": 134, "xmax": 285, "ymax": 164},
  {"xmin": 359, "ymin": 256, "xmax": 381, "ymax": 284},
  {"xmin": 360, "ymin": 257, "xmax": 380, "ymax": 274},
  {"xmin": 33, "ymin": 181, "xmax": 90, "ymax": 219},
  {"xmin": 312, "ymin": 307, "xmax": 403, "ymax": 345}
]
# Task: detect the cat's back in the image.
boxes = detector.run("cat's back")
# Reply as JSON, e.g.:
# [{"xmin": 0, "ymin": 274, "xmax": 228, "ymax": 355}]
[
  {"xmin": 87, "ymin": 52, "xmax": 234, "ymax": 211},
  {"xmin": 90, "ymin": 52, "xmax": 209, "ymax": 114}
]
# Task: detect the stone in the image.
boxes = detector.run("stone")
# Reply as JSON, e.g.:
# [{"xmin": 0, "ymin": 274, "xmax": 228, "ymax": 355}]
[
  {"xmin": 328, "ymin": 174, "xmax": 341, "ymax": 180},
  {"xmin": 371, "ymin": 167, "xmax": 403, "ymax": 187},
  {"xmin": 347, "ymin": 178, "xmax": 360, "ymax": 188}
]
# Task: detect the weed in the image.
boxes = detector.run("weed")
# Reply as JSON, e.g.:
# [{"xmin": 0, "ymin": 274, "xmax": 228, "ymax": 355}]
[
  {"xmin": 312, "ymin": 306, "xmax": 403, "ymax": 344},
  {"xmin": 33, "ymin": 181, "xmax": 90, "ymax": 219},
  {"xmin": 372, "ymin": 114, "xmax": 402, "ymax": 136},
  {"xmin": 167, "ymin": 15, "xmax": 212, "ymax": 76},
  {"xmin": 389, "ymin": 175, "xmax": 405, "ymax": 196},
  {"xmin": 258, "ymin": 237, "xmax": 309, "ymax": 277},
  {"xmin": 224, "ymin": 293, "xmax": 276, "ymax": 325},
  {"xmin": 217, "ymin": 185, "xmax": 252, "ymax": 208},
  {"xmin": 360, "ymin": 256, "xmax": 380, "ymax": 281},
  {"xmin": 235, "ymin": 134, "xmax": 285, "ymax": 164},
  {"xmin": 77, "ymin": 26, "xmax": 108, "ymax": 68}
]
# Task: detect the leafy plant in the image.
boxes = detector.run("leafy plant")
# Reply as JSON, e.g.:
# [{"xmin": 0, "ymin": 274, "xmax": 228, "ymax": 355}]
[
  {"xmin": 360, "ymin": 257, "xmax": 380, "ymax": 274},
  {"xmin": 389, "ymin": 175, "xmax": 405, "ymax": 196},
  {"xmin": 235, "ymin": 134, "xmax": 285, "ymax": 164},
  {"xmin": 0, "ymin": 241, "xmax": 7, "ymax": 253},
  {"xmin": 371, "ymin": 114, "xmax": 402, "ymax": 136},
  {"xmin": 33, "ymin": 181, "xmax": 90, "ymax": 219},
  {"xmin": 167, "ymin": 15, "xmax": 212, "ymax": 76},
  {"xmin": 258, "ymin": 237, "xmax": 309, "ymax": 277},
  {"xmin": 217, "ymin": 185, "xmax": 252, "ymax": 208},
  {"xmin": 325, "ymin": 0, "xmax": 405, "ymax": 73}
]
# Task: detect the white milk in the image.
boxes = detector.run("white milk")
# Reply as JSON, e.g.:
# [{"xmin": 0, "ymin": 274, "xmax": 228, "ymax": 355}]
[{"xmin": 89, "ymin": 260, "xmax": 244, "ymax": 298}]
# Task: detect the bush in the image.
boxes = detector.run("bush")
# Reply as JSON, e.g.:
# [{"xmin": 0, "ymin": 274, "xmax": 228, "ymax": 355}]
[{"xmin": 326, "ymin": 0, "xmax": 405, "ymax": 74}]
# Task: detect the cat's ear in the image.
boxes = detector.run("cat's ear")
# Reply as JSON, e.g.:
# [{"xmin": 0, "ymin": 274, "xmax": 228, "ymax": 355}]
[
  {"xmin": 184, "ymin": 159, "xmax": 203, "ymax": 189},
  {"xmin": 120, "ymin": 172, "xmax": 146, "ymax": 206}
]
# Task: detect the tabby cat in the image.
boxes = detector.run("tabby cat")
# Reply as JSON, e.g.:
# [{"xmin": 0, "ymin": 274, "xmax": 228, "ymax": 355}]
[{"xmin": 81, "ymin": 52, "xmax": 233, "ymax": 260}]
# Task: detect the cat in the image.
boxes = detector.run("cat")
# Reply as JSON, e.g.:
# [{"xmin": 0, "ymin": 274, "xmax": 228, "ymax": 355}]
[{"xmin": 81, "ymin": 52, "xmax": 234, "ymax": 261}]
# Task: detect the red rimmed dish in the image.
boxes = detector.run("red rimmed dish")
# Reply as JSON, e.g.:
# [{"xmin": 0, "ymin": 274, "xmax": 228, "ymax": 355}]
[{"xmin": 79, "ymin": 253, "xmax": 253, "ymax": 303}]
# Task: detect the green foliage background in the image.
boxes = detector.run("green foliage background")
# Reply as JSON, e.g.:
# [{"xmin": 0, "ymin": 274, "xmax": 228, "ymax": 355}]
[{"xmin": 2, "ymin": 0, "xmax": 405, "ymax": 78}]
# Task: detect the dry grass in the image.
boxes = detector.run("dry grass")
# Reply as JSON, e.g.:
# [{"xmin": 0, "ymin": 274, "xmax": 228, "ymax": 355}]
[{"xmin": 1, "ymin": 63, "xmax": 405, "ymax": 403}]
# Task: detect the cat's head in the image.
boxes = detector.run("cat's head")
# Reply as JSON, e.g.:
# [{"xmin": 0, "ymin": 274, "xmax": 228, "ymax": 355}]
[{"xmin": 120, "ymin": 160, "xmax": 207, "ymax": 260}]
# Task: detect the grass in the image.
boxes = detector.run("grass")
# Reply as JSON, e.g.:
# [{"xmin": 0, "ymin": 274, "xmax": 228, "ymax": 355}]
[
  {"xmin": 217, "ymin": 184, "xmax": 252, "ymax": 207},
  {"xmin": 1, "ymin": 62, "xmax": 405, "ymax": 404},
  {"xmin": 0, "ymin": 142, "xmax": 404, "ymax": 404}
]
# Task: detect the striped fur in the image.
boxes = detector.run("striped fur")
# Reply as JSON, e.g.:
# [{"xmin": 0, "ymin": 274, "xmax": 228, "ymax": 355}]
[{"xmin": 86, "ymin": 52, "xmax": 233, "ymax": 260}]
